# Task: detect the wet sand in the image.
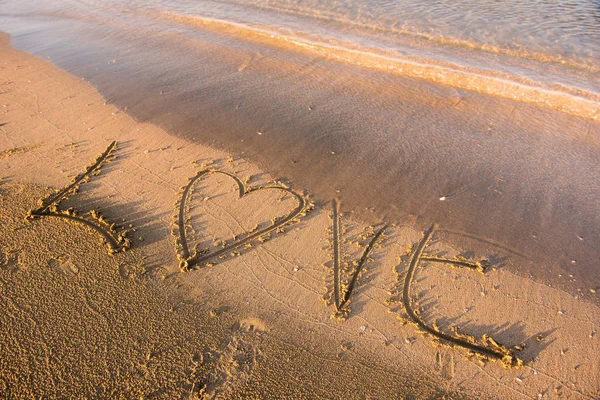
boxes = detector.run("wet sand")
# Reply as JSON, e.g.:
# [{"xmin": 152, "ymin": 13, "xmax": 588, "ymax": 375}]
[
  {"xmin": 3, "ymin": 9, "xmax": 599, "ymax": 302},
  {"xmin": 1, "ymin": 32, "xmax": 599, "ymax": 399}
]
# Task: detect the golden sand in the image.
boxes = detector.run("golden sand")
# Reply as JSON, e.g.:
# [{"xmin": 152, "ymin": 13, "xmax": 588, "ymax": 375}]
[{"xmin": 0, "ymin": 33, "xmax": 598, "ymax": 398}]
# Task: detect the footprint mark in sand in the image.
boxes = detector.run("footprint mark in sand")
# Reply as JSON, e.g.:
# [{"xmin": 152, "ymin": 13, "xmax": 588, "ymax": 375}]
[
  {"xmin": 197, "ymin": 319, "xmax": 264, "ymax": 399},
  {"xmin": 0, "ymin": 251, "xmax": 18, "ymax": 271},
  {"xmin": 395, "ymin": 224, "xmax": 523, "ymax": 367},
  {"xmin": 174, "ymin": 170, "xmax": 311, "ymax": 271},
  {"xmin": 48, "ymin": 256, "xmax": 79, "ymax": 276},
  {"xmin": 327, "ymin": 199, "xmax": 387, "ymax": 320},
  {"xmin": 26, "ymin": 141, "xmax": 131, "ymax": 254},
  {"xmin": 435, "ymin": 350, "xmax": 455, "ymax": 380}
]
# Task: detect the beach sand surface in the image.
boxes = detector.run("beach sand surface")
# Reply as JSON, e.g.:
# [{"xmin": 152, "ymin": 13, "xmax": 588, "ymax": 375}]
[{"xmin": 0, "ymin": 33, "xmax": 598, "ymax": 399}]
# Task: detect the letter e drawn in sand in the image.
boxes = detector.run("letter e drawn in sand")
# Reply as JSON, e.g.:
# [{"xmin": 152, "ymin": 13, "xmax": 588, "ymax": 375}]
[
  {"xmin": 327, "ymin": 199, "xmax": 387, "ymax": 321},
  {"xmin": 26, "ymin": 141, "xmax": 131, "ymax": 254},
  {"xmin": 174, "ymin": 170, "xmax": 311, "ymax": 271},
  {"xmin": 395, "ymin": 224, "xmax": 524, "ymax": 368}
]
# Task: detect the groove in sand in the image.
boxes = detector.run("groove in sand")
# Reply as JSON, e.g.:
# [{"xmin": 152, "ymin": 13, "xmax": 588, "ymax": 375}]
[
  {"xmin": 176, "ymin": 169, "xmax": 307, "ymax": 270},
  {"xmin": 33, "ymin": 141, "xmax": 118, "ymax": 214},
  {"xmin": 401, "ymin": 224, "xmax": 522, "ymax": 367},
  {"xmin": 420, "ymin": 256, "xmax": 487, "ymax": 273},
  {"xmin": 331, "ymin": 199, "xmax": 387, "ymax": 315},
  {"xmin": 27, "ymin": 141, "xmax": 130, "ymax": 254}
]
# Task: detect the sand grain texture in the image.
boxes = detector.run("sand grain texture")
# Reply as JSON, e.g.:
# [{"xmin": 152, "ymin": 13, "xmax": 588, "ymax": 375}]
[{"xmin": 0, "ymin": 33, "xmax": 599, "ymax": 399}]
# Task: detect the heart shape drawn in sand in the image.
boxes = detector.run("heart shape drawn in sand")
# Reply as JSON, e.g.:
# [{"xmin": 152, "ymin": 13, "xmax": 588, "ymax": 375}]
[{"xmin": 175, "ymin": 170, "xmax": 309, "ymax": 270}]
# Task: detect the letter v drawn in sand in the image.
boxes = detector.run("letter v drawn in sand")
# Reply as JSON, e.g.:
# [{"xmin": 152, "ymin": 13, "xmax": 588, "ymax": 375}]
[
  {"xmin": 326, "ymin": 199, "xmax": 387, "ymax": 320},
  {"xmin": 393, "ymin": 224, "xmax": 523, "ymax": 367},
  {"xmin": 174, "ymin": 170, "xmax": 312, "ymax": 271},
  {"xmin": 26, "ymin": 141, "xmax": 131, "ymax": 254}
]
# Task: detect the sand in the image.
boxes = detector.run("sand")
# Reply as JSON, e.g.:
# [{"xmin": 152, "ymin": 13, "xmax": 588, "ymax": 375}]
[
  {"xmin": 5, "ymin": 4, "xmax": 600, "ymax": 300},
  {"xmin": 0, "ymin": 33, "xmax": 599, "ymax": 399}
]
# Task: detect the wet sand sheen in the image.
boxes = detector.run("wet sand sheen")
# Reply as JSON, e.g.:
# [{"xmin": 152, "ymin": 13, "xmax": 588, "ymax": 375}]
[
  {"xmin": 152, "ymin": 11, "xmax": 600, "ymax": 120},
  {"xmin": 5, "ymin": 15, "xmax": 598, "ymax": 300}
]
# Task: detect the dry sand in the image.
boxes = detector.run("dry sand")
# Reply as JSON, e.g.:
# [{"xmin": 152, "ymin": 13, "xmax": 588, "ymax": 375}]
[{"xmin": 0, "ymin": 33, "xmax": 599, "ymax": 399}]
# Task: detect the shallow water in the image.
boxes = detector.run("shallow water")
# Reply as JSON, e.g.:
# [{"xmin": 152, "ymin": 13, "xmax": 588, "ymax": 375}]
[
  {"xmin": 1, "ymin": 0, "xmax": 600, "ymax": 300},
  {"xmin": 220, "ymin": 0, "xmax": 600, "ymax": 63},
  {"xmin": 1, "ymin": 0, "xmax": 599, "ymax": 118}
]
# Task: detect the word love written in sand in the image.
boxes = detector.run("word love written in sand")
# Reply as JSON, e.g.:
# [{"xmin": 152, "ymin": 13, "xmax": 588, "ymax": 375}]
[
  {"xmin": 26, "ymin": 141, "xmax": 131, "ymax": 254},
  {"xmin": 25, "ymin": 142, "xmax": 523, "ymax": 368},
  {"xmin": 173, "ymin": 170, "xmax": 312, "ymax": 271}
]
